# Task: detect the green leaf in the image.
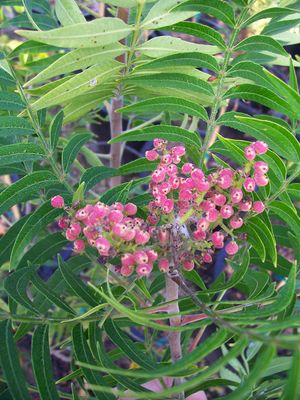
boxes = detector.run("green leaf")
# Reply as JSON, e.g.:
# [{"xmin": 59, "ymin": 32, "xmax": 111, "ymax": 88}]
[
  {"xmin": 176, "ymin": 0, "xmax": 235, "ymax": 27},
  {"xmin": 0, "ymin": 171, "xmax": 57, "ymax": 216},
  {"xmin": 118, "ymin": 158, "xmax": 157, "ymax": 175},
  {"xmin": 282, "ymin": 349, "xmax": 300, "ymax": 400},
  {"xmin": 222, "ymin": 345, "xmax": 276, "ymax": 400},
  {"xmin": 25, "ymin": 44, "xmax": 126, "ymax": 87},
  {"xmin": 109, "ymin": 125, "xmax": 201, "ymax": 147},
  {"xmin": 223, "ymin": 84, "xmax": 297, "ymax": 120},
  {"xmin": 289, "ymin": 56, "xmax": 299, "ymax": 93},
  {"xmin": 139, "ymin": 52, "xmax": 220, "ymax": 73},
  {"xmin": 141, "ymin": 0, "xmax": 197, "ymax": 30},
  {"xmin": 269, "ymin": 201, "xmax": 300, "ymax": 237},
  {"xmin": 227, "ymin": 61, "xmax": 273, "ymax": 90},
  {"xmin": 49, "ymin": 110, "xmax": 64, "ymax": 152},
  {"xmin": 0, "ymin": 92, "xmax": 25, "ymax": 111},
  {"xmin": 243, "ymin": 7, "xmax": 299, "ymax": 27},
  {"xmin": 22, "ymin": 0, "xmax": 43, "ymax": 30},
  {"xmin": 164, "ymin": 21, "xmax": 226, "ymax": 49},
  {"xmin": 62, "ymin": 132, "xmax": 92, "ymax": 173},
  {"xmin": 31, "ymin": 325, "xmax": 60, "ymax": 400},
  {"xmin": 0, "ymin": 144, "xmax": 45, "ymax": 166},
  {"xmin": 30, "ymin": 60, "xmax": 121, "ymax": 111},
  {"xmin": 287, "ymin": 183, "xmax": 300, "ymax": 200},
  {"xmin": 17, "ymin": 17, "xmax": 132, "ymax": 48},
  {"xmin": 72, "ymin": 324, "xmax": 116, "ymax": 400},
  {"xmin": 138, "ymin": 36, "xmax": 219, "ymax": 58},
  {"xmin": 58, "ymin": 256, "xmax": 101, "ymax": 306},
  {"xmin": 233, "ymin": 117, "xmax": 300, "ymax": 162},
  {"xmin": 119, "ymin": 96, "xmax": 208, "ymax": 121},
  {"xmin": 235, "ymin": 35, "xmax": 288, "ymax": 56},
  {"xmin": 0, "ymin": 215, "xmax": 30, "ymax": 267},
  {"xmin": 10, "ymin": 200, "xmax": 63, "ymax": 270},
  {"xmin": 80, "ymin": 166, "xmax": 116, "ymax": 192},
  {"xmin": 4, "ymin": 267, "xmax": 39, "ymax": 314},
  {"xmin": 0, "ymin": 117, "xmax": 34, "ymax": 137},
  {"xmin": 0, "ymin": 68, "xmax": 15, "ymax": 87},
  {"xmin": 55, "ymin": 0, "xmax": 86, "ymax": 26},
  {"xmin": 0, "ymin": 320, "xmax": 31, "ymax": 400}
]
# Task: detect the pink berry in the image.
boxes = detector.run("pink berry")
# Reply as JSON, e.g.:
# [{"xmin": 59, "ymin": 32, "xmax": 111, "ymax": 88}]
[
  {"xmin": 51, "ymin": 195, "xmax": 64, "ymax": 208},
  {"xmin": 75, "ymin": 208, "xmax": 88, "ymax": 220},
  {"xmin": 108, "ymin": 210, "xmax": 123, "ymax": 223},
  {"xmin": 213, "ymin": 193, "xmax": 226, "ymax": 206},
  {"xmin": 193, "ymin": 230, "xmax": 206, "ymax": 241},
  {"xmin": 122, "ymin": 228, "xmax": 136, "ymax": 241},
  {"xmin": 152, "ymin": 168, "xmax": 166, "ymax": 183},
  {"xmin": 179, "ymin": 189, "xmax": 193, "ymax": 201},
  {"xmin": 169, "ymin": 176, "xmax": 180, "ymax": 189},
  {"xmin": 147, "ymin": 250, "xmax": 158, "ymax": 262},
  {"xmin": 254, "ymin": 141, "xmax": 268, "ymax": 154},
  {"xmin": 136, "ymin": 263, "xmax": 153, "ymax": 277},
  {"xmin": 153, "ymin": 138, "xmax": 165, "ymax": 149},
  {"xmin": 158, "ymin": 258, "xmax": 170, "ymax": 272},
  {"xmin": 95, "ymin": 237, "xmax": 111, "ymax": 256},
  {"xmin": 145, "ymin": 150, "xmax": 159, "ymax": 161},
  {"xmin": 182, "ymin": 163, "xmax": 193, "ymax": 175},
  {"xmin": 183, "ymin": 260, "xmax": 194, "ymax": 271},
  {"xmin": 70, "ymin": 223, "xmax": 81, "ymax": 237},
  {"xmin": 211, "ymin": 231, "xmax": 224, "ymax": 247},
  {"xmin": 195, "ymin": 179, "xmax": 210, "ymax": 192},
  {"xmin": 120, "ymin": 265, "xmax": 134, "ymax": 277},
  {"xmin": 254, "ymin": 174, "xmax": 269, "ymax": 187},
  {"xmin": 166, "ymin": 164, "xmax": 178, "ymax": 176},
  {"xmin": 230, "ymin": 188, "xmax": 243, "ymax": 204},
  {"xmin": 73, "ymin": 239, "xmax": 85, "ymax": 253},
  {"xmin": 230, "ymin": 216, "xmax": 244, "ymax": 229},
  {"xmin": 162, "ymin": 199, "xmax": 174, "ymax": 214},
  {"xmin": 58, "ymin": 217, "xmax": 69, "ymax": 229},
  {"xmin": 244, "ymin": 145, "xmax": 256, "ymax": 161},
  {"xmin": 243, "ymin": 177, "xmax": 256, "ymax": 192},
  {"xmin": 254, "ymin": 161, "xmax": 269, "ymax": 175},
  {"xmin": 121, "ymin": 253, "xmax": 135, "ymax": 267},
  {"xmin": 134, "ymin": 250, "xmax": 148, "ymax": 264},
  {"xmin": 197, "ymin": 218, "xmax": 210, "ymax": 231},
  {"xmin": 239, "ymin": 199, "xmax": 252, "ymax": 212},
  {"xmin": 253, "ymin": 201, "xmax": 265, "ymax": 214},
  {"xmin": 173, "ymin": 145, "xmax": 185, "ymax": 157},
  {"xmin": 225, "ymin": 241, "xmax": 239, "ymax": 255},
  {"xmin": 161, "ymin": 154, "xmax": 172, "ymax": 165},
  {"xmin": 124, "ymin": 203, "xmax": 137, "ymax": 216},
  {"xmin": 112, "ymin": 223, "xmax": 127, "ymax": 237},
  {"xmin": 206, "ymin": 209, "xmax": 219, "ymax": 222},
  {"xmin": 203, "ymin": 253, "xmax": 212, "ymax": 263},
  {"xmin": 220, "ymin": 204, "xmax": 234, "ymax": 219},
  {"xmin": 160, "ymin": 182, "xmax": 172, "ymax": 195},
  {"xmin": 191, "ymin": 168, "xmax": 204, "ymax": 181},
  {"xmin": 112, "ymin": 202, "xmax": 124, "ymax": 212},
  {"xmin": 158, "ymin": 228, "xmax": 169, "ymax": 244},
  {"xmin": 135, "ymin": 230, "xmax": 150, "ymax": 245},
  {"xmin": 66, "ymin": 229, "xmax": 77, "ymax": 241}
]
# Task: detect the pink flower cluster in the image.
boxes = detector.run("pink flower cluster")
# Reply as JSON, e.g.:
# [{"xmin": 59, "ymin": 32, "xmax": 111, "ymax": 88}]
[{"xmin": 52, "ymin": 138, "xmax": 269, "ymax": 277}]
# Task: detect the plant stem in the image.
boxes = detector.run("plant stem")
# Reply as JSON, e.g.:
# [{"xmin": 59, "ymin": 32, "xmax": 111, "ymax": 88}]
[{"xmin": 199, "ymin": 5, "xmax": 252, "ymax": 166}]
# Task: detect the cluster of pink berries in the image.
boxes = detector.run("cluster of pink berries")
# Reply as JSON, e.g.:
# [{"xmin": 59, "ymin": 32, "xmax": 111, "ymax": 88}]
[{"xmin": 51, "ymin": 138, "xmax": 269, "ymax": 277}]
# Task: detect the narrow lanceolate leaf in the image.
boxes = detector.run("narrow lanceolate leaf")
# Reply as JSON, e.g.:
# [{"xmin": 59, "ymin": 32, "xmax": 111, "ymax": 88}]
[
  {"xmin": 164, "ymin": 21, "xmax": 226, "ymax": 49},
  {"xmin": 55, "ymin": 0, "xmax": 86, "ymax": 26},
  {"xmin": 0, "ymin": 68, "xmax": 15, "ymax": 87},
  {"xmin": 234, "ymin": 35, "xmax": 288, "ymax": 56},
  {"xmin": 0, "ymin": 320, "xmax": 31, "ymax": 400},
  {"xmin": 269, "ymin": 202, "xmax": 300, "ymax": 237},
  {"xmin": 141, "ymin": 0, "xmax": 197, "ymax": 30},
  {"xmin": 100, "ymin": 178, "xmax": 148, "ymax": 204},
  {"xmin": 109, "ymin": 125, "xmax": 201, "ymax": 147},
  {"xmin": 31, "ymin": 60, "xmax": 121, "ymax": 111},
  {"xmin": 176, "ymin": 0, "xmax": 235, "ymax": 27},
  {"xmin": 282, "ymin": 348, "xmax": 300, "ymax": 400},
  {"xmin": 16, "ymin": 17, "xmax": 132, "ymax": 48},
  {"xmin": 138, "ymin": 36, "xmax": 219, "ymax": 58},
  {"xmin": 234, "ymin": 117, "xmax": 300, "ymax": 163},
  {"xmin": 242, "ymin": 7, "xmax": 300, "ymax": 27},
  {"xmin": 138, "ymin": 52, "xmax": 220, "ymax": 72},
  {"xmin": 80, "ymin": 166, "xmax": 116, "ymax": 192},
  {"xmin": 227, "ymin": 61, "xmax": 273, "ymax": 90},
  {"xmin": 119, "ymin": 96, "xmax": 209, "ymax": 121},
  {"xmin": 62, "ymin": 132, "xmax": 93, "ymax": 173},
  {"xmin": 4, "ymin": 267, "xmax": 39, "ymax": 314},
  {"xmin": 127, "ymin": 73, "xmax": 214, "ymax": 98},
  {"xmin": 10, "ymin": 200, "xmax": 63, "ymax": 270},
  {"xmin": 118, "ymin": 158, "xmax": 157, "ymax": 175},
  {"xmin": 0, "ymin": 144, "xmax": 45, "ymax": 166},
  {"xmin": 0, "ymin": 171, "xmax": 57, "ymax": 216},
  {"xmin": 72, "ymin": 324, "xmax": 116, "ymax": 400},
  {"xmin": 49, "ymin": 110, "xmax": 64, "ymax": 152},
  {"xmin": 58, "ymin": 256, "xmax": 101, "ymax": 306},
  {"xmin": 0, "ymin": 92, "xmax": 25, "ymax": 111},
  {"xmin": 223, "ymin": 345, "xmax": 276, "ymax": 400},
  {"xmin": 31, "ymin": 326, "xmax": 60, "ymax": 400},
  {"xmin": 223, "ymin": 84, "xmax": 297, "ymax": 120},
  {"xmin": 26, "ymin": 44, "xmax": 126, "ymax": 87},
  {"xmin": 0, "ymin": 116, "xmax": 34, "ymax": 137}
]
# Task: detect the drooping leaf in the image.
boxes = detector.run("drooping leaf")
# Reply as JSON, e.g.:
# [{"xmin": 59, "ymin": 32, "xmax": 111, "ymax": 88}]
[
  {"xmin": 269, "ymin": 201, "xmax": 300, "ymax": 237},
  {"xmin": 0, "ymin": 171, "xmax": 57, "ymax": 217},
  {"xmin": 119, "ymin": 96, "xmax": 208, "ymax": 121},
  {"xmin": 62, "ymin": 132, "xmax": 93, "ymax": 173},
  {"xmin": 234, "ymin": 35, "xmax": 288, "ymax": 56},
  {"xmin": 0, "ymin": 320, "xmax": 31, "ymax": 400},
  {"xmin": 118, "ymin": 158, "xmax": 157, "ymax": 175},
  {"xmin": 17, "ymin": 17, "xmax": 132, "ymax": 48},
  {"xmin": 55, "ymin": 0, "xmax": 86, "ymax": 26},
  {"xmin": 31, "ymin": 325, "xmax": 60, "ymax": 400},
  {"xmin": 80, "ymin": 166, "xmax": 116, "ymax": 192},
  {"xmin": 49, "ymin": 110, "xmax": 64, "ymax": 152},
  {"xmin": 0, "ymin": 144, "xmax": 45, "ymax": 166}
]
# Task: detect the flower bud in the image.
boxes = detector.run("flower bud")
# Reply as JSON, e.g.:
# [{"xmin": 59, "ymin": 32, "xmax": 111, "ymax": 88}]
[{"xmin": 51, "ymin": 195, "xmax": 64, "ymax": 208}]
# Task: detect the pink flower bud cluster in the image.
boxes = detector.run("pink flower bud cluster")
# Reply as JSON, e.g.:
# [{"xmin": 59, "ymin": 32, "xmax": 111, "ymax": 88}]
[{"xmin": 52, "ymin": 139, "xmax": 269, "ymax": 277}]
